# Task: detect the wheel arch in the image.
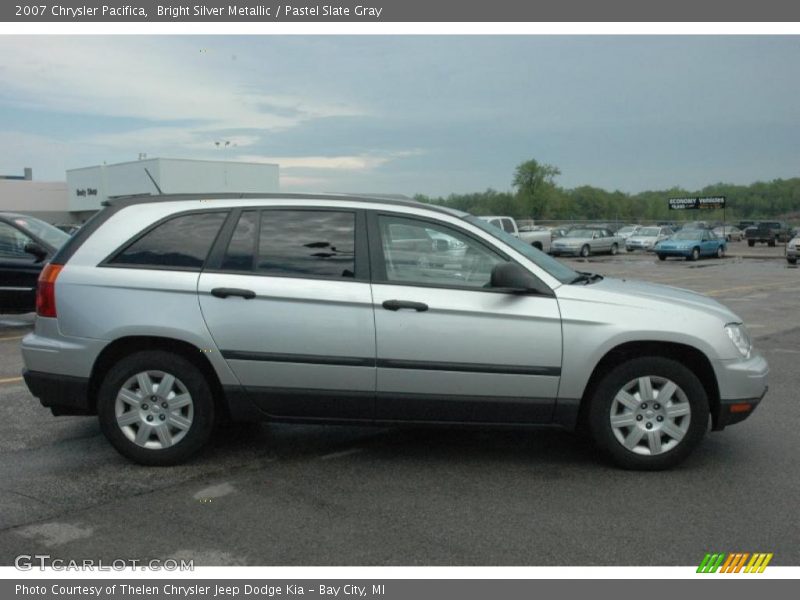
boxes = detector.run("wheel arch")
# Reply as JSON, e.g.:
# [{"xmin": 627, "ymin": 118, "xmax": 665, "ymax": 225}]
[
  {"xmin": 88, "ymin": 336, "xmax": 228, "ymax": 419},
  {"xmin": 576, "ymin": 340, "xmax": 720, "ymax": 431}
]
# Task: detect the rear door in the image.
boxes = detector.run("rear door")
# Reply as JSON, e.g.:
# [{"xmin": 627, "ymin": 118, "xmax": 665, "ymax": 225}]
[
  {"xmin": 368, "ymin": 211, "xmax": 562, "ymax": 424},
  {"xmin": 0, "ymin": 220, "xmax": 41, "ymax": 313},
  {"xmin": 198, "ymin": 208, "xmax": 376, "ymax": 420}
]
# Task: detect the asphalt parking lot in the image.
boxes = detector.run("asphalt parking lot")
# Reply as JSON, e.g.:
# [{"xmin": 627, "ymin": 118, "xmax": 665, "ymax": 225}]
[{"xmin": 0, "ymin": 243, "xmax": 798, "ymax": 566}]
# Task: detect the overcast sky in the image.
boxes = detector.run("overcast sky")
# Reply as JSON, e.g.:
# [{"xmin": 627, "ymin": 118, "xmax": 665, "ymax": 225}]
[{"xmin": 0, "ymin": 35, "xmax": 798, "ymax": 196}]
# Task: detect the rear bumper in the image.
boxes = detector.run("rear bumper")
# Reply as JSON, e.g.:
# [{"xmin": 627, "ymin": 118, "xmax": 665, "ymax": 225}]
[{"xmin": 22, "ymin": 369, "xmax": 93, "ymax": 416}]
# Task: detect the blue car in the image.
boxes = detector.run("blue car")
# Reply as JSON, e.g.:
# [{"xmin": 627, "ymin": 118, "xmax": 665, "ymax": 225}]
[{"xmin": 655, "ymin": 229, "xmax": 727, "ymax": 261}]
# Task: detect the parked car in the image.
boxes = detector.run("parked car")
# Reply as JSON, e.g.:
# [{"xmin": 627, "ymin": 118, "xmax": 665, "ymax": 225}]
[
  {"xmin": 737, "ymin": 220, "xmax": 756, "ymax": 232},
  {"xmin": 479, "ymin": 216, "xmax": 551, "ymax": 252},
  {"xmin": 21, "ymin": 193, "xmax": 767, "ymax": 470},
  {"xmin": 655, "ymin": 229, "xmax": 727, "ymax": 261},
  {"xmin": 787, "ymin": 235, "xmax": 798, "ymax": 265},
  {"xmin": 550, "ymin": 226, "xmax": 573, "ymax": 240},
  {"xmin": 625, "ymin": 226, "xmax": 673, "ymax": 252},
  {"xmin": 615, "ymin": 225, "xmax": 641, "ymax": 240},
  {"xmin": 712, "ymin": 225, "xmax": 743, "ymax": 242},
  {"xmin": 550, "ymin": 228, "xmax": 623, "ymax": 257},
  {"xmin": 744, "ymin": 221, "xmax": 793, "ymax": 247},
  {"xmin": 0, "ymin": 212, "xmax": 70, "ymax": 313}
]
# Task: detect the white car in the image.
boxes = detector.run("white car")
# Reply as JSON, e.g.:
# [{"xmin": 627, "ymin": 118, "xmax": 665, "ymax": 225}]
[
  {"xmin": 787, "ymin": 235, "xmax": 798, "ymax": 265},
  {"xmin": 616, "ymin": 225, "xmax": 642, "ymax": 240},
  {"xmin": 626, "ymin": 226, "xmax": 674, "ymax": 252}
]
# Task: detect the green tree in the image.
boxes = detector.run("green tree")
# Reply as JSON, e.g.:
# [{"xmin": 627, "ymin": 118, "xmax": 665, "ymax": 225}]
[{"xmin": 512, "ymin": 159, "xmax": 561, "ymax": 220}]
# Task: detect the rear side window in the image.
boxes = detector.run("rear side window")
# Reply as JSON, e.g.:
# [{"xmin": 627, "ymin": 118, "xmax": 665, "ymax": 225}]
[
  {"xmin": 220, "ymin": 209, "xmax": 356, "ymax": 280},
  {"xmin": 110, "ymin": 212, "xmax": 227, "ymax": 269},
  {"xmin": 501, "ymin": 219, "xmax": 516, "ymax": 234}
]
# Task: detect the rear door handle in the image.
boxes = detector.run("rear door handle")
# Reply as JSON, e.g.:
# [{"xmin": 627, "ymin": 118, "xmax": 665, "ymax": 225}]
[
  {"xmin": 211, "ymin": 287, "xmax": 256, "ymax": 300},
  {"xmin": 382, "ymin": 299, "xmax": 429, "ymax": 312}
]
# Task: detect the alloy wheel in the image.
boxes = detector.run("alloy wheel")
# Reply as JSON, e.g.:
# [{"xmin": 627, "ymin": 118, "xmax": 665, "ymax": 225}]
[
  {"xmin": 114, "ymin": 370, "xmax": 194, "ymax": 449},
  {"xmin": 608, "ymin": 375, "xmax": 691, "ymax": 456}
]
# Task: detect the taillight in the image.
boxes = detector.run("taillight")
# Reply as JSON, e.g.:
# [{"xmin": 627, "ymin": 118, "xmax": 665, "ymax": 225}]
[{"xmin": 36, "ymin": 263, "xmax": 63, "ymax": 318}]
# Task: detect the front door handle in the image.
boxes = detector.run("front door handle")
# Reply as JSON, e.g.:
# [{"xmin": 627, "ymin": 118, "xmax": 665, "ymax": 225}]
[
  {"xmin": 382, "ymin": 299, "xmax": 429, "ymax": 312},
  {"xmin": 211, "ymin": 287, "xmax": 256, "ymax": 299}
]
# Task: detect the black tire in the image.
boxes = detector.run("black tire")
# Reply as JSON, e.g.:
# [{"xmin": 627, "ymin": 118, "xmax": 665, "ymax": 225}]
[
  {"xmin": 97, "ymin": 350, "xmax": 216, "ymax": 466},
  {"xmin": 788, "ymin": 257, "xmax": 797, "ymax": 265},
  {"xmin": 580, "ymin": 245, "xmax": 590, "ymax": 258},
  {"xmin": 747, "ymin": 239, "xmax": 755, "ymax": 247},
  {"xmin": 716, "ymin": 246, "xmax": 725, "ymax": 259},
  {"xmin": 625, "ymin": 247, "xmax": 632, "ymax": 252},
  {"xmin": 610, "ymin": 243, "xmax": 618, "ymax": 256},
  {"xmin": 657, "ymin": 254, "xmax": 666, "ymax": 261},
  {"xmin": 768, "ymin": 240, "xmax": 776, "ymax": 247},
  {"xmin": 688, "ymin": 247, "xmax": 700, "ymax": 261},
  {"xmin": 587, "ymin": 356, "xmax": 709, "ymax": 470}
]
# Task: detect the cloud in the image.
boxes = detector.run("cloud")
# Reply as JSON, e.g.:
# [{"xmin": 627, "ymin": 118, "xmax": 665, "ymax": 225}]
[{"xmin": 236, "ymin": 151, "xmax": 421, "ymax": 171}]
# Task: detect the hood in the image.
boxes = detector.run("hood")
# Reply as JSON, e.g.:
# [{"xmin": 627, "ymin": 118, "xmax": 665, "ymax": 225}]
[
  {"xmin": 629, "ymin": 235, "xmax": 657, "ymax": 242},
  {"xmin": 559, "ymin": 277, "xmax": 740, "ymax": 323}
]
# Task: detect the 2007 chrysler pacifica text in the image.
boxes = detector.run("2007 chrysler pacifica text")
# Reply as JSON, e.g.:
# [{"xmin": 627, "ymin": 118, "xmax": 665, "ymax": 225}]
[{"xmin": 21, "ymin": 194, "xmax": 768, "ymax": 469}]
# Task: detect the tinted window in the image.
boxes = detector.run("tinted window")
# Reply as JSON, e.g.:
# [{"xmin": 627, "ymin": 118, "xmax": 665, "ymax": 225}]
[
  {"xmin": 112, "ymin": 212, "xmax": 226, "ymax": 269},
  {"xmin": 501, "ymin": 219, "xmax": 516, "ymax": 234},
  {"xmin": 9, "ymin": 215, "xmax": 69, "ymax": 249},
  {"xmin": 256, "ymin": 210, "xmax": 356, "ymax": 279},
  {"xmin": 221, "ymin": 210, "xmax": 258, "ymax": 271},
  {"xmin": 0, "ymin": 222, "xmax": 33, "ymax": 259}
]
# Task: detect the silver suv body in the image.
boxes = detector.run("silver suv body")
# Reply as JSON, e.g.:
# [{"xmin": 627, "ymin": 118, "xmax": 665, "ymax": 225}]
[{"xmin": 21, "ymin": 194, "xmax": 768, "ymax": 468}]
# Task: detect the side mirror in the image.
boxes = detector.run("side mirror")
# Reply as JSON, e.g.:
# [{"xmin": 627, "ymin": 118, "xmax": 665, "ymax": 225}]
[
  {"xmin": 490, "ymin": 263, "xmax": 549, "ymax": 295},
  {"xmin": 24, "ymin": 241, "xmax": 48, "ymax": 263},
  {"xmin": 432, "ymin": 238, "xmax": 449, "ymax": 252}
]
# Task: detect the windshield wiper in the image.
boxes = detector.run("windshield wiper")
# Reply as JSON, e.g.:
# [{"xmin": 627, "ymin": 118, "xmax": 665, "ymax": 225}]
[{"xmin": 569, "ymin": 271, "xmax": 604, "ymax": 285}]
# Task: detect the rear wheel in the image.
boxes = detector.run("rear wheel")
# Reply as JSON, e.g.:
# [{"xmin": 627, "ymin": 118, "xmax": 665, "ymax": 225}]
[
  {"xmin": 768, "ymin": 240, "xmax": 776, "ymax": 247},
  {"xmin": 588, "ymin": 357, "xmax": 709, "ymax": 470},
  {"xmin": 580, "ymin": 245, "xmax": 590, "ymax": 258},
  {"xmin": 610, "ymin": 243, "xmax": 618, "ymax": 255},
  {"xmin": 657, "ymin": 254, "xmax": 666, "ymax": 261},
  {"xmin": 747, "ymin": 239, "xmax": 755, "ymax": 247},
  {"xmin": 97, "ymin": 350, "xmax": 216, "ymax": 465},
  {"xmin": 788, "ymin": 257, "xmax": 798, "ymax": 265}
]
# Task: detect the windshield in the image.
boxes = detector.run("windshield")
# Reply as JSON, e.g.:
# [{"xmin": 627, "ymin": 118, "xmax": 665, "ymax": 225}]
[
  {"xmin": 673, "ymin": 231, "xmax": 703, "ymax": 240},
  {"xmin": 10, "ymin": 215, "xmax": 70, "ymax": 249},
  {"xmin": 618, "ymin": 226, "xmax": 637, "ymax": 234},
  {"xmin": 637, "ymin": 227, "xmax": 660, "ymax": 236},
  {"xmin": 565, "ymin": 229, "xmax": 595, "ymax": 238},
  {"xmin": 466, "ymin": 216, "xmax": 577, "ymax": 284}
]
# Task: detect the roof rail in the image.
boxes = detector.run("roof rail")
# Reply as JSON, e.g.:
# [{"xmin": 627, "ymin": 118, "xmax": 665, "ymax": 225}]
[{"xmin": 102, "ymin": 192, "xmax": 468, "ymax": 217}]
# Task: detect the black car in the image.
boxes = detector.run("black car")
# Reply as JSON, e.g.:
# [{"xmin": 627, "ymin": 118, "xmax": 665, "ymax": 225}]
[{"xmin": 0, "ymin": 212, "xmax": 70, "ymax": 313}]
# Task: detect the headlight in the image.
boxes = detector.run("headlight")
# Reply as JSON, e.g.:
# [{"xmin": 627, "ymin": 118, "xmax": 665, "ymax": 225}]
[{"xmin": 725, "ymin": 323, "xmax": 752, "ymax": 358}]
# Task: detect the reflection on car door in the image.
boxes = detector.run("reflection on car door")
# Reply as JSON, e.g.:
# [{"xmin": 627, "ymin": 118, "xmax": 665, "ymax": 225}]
[
  {"xmin": 198, "ymin": 208, "xmax": 376, "ymax": 420},
  {"xmin": 368, "ymin": 212, "xmax": 562, "ymax": 424}
]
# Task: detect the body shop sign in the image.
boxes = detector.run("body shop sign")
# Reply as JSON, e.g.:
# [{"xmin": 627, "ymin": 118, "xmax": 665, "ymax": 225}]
[{"xmin": 668, "ymin": 196, "xmax": 726, "ymax": 210}]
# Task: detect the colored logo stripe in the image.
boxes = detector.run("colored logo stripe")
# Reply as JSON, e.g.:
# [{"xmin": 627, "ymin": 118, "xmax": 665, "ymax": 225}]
[{"xmin": 697, "ymin": 552, "xmax": 773, "ymax": 573}]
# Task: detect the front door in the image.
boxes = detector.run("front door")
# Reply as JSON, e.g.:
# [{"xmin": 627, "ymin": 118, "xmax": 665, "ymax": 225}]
[
  {"xmin": 368, "ymin": 212, "xmax": 562, "ymax": 424},
  {"xmin": 198, "ymin": 208, "xmax": 376, "ymax": 420},
  {"xmin": 0, "ymin": 221, "xmax": 40, "ymax": 313}
]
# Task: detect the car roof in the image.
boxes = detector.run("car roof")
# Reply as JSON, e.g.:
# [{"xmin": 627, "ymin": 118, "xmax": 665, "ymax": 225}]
[{"xmin": 105, "ymin": 192, "xmax": 470, "ymax": 219}]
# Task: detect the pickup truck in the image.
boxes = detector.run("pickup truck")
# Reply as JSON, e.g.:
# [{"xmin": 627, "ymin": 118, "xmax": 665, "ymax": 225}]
[
  {"xmin": 479, "ymin": 216, "xmax": 551, "ymax": 253},
  {"xmin": 744, "ymin": 221, "xmax": 793, "ymax": 247}
]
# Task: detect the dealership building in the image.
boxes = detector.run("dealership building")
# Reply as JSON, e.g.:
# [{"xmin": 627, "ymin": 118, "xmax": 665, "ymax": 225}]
[{"xmin": 0, "ymin": 158, "xmax": 280, "ymax": 224}]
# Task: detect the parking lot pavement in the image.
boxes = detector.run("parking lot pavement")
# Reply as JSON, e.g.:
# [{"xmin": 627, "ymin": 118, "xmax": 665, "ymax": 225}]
[{"xmin": 0, "ymin": 255, "xmax": 797, "ymax": 566}]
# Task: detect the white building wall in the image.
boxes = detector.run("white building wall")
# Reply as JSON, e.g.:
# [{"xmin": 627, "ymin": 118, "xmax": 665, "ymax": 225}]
[{"xmin": 0, "ymin": 180, "xmax": 71, "ymax": 222}]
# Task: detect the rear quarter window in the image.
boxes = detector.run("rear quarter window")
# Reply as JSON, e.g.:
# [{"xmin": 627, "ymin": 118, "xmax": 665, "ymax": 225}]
[{"xmin": 108, "ymin": 211, "xmax": 227, "ymax": 270}]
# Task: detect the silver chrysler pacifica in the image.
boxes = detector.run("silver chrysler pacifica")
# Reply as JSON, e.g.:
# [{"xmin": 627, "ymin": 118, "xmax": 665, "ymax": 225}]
[{"xmin": 21, "ymin": 194, "xmax": 768, "ymax": 469}]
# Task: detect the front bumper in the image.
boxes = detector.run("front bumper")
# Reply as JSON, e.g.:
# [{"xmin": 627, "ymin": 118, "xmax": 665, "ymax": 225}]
[
  {"xmin": 655, "ymin": 247, "xmax": 691, "ymax": 256},
  {"xmin": 22, "ymin": 368, "xmax": 92, "ymax": 415},
  {"xmin": 551, "ymin": 247, "xmax": 581, "ymax": 256},
  {"xmin": 710, "ymin": 351, "xmax": 769, "ymax": 430}
]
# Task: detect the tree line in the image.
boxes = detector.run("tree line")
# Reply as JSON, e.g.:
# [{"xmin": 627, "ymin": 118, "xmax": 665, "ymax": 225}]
[{"xmin": 414, "ymin": 159, "xmax": 800, "ymax": 223}]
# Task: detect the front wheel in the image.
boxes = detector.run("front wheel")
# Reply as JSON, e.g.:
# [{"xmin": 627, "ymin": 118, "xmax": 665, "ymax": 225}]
[
  {"xmin": 716, "ymin": 246, "xmax": 725, "ymax": 259},
  {"xmin": 747, "ymin": 239, "xmax": 755, "ymax": 247},
  {"xmin": 97, "ymin": 350, "xmax": 216, "ymax": 465},
  {"xmin": 587, "ymin": 357, "xmax": 709, "ymax": 470},
  {"xmin": 788, "ymin": 257, "xmax": 798, "ymax": 265},
  {"xmin": 580, "ymin": 245, "xmax": 590, "ymax": 258},
  {"xmin": 687, "ymin": 247, "xmax": 700, "ymax": 261},
  {"xmin": 657, "ymin": 254, "xmax": 666, "ymax": 261}
]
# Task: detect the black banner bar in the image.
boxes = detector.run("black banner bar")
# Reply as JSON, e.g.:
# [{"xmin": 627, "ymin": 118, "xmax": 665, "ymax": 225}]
[{"xmin": 4, "ymin": 0, "xmax": 800, "ymax": 22}]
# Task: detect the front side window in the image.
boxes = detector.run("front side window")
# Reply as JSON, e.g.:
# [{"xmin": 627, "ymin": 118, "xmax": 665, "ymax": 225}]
[
  {"xmin": 377, "ymin": 215, "xmax": 504, "ymax": 288},
  {"xmin": 501, "ymin": 219, "xmax": 516, "ymax": 234},
  {"xmin": 0, "ymin": 222, "xmax": 33, "ymax": 259},
  {"xmin": 111, "ymin": 211, "xmax": 227, "ymax": 269}
]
